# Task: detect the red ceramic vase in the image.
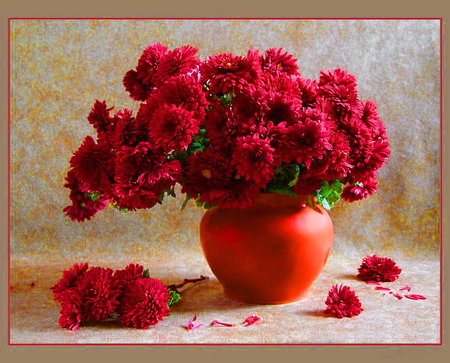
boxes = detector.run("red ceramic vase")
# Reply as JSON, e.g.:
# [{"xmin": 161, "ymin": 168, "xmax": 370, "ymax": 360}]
[{"xmin": 200, "ymin": 193, "xmax": 334, "ymax": 304}]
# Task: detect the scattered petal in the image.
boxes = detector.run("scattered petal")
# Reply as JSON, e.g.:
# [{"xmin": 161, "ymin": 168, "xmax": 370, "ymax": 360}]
[
  {"xmin": 404, "ymin": 294, "xmax": 427, "ymax": 300},
  {"xmin": 185, "ymin": 315, "xmax": 204, "ymax": 331},
  {"xmin": 383, "ymin": 291, "xmax": 393, "ymax": 296},
  {"xmin": 242, "ymin": 314, "xmax": 262, "ymax": 326},
  {"xmin": 393, "ymin": 293, "xmax": 403, "ymax": 300},
  {"xmin": 399, "ymin": 286, "xmax": 412, "ymax": 292},
  {"xmin": 374, "ymin": 286, "xmax": 391, "ymax": 291},
  {"xmin": 211, "ymin": 320, "xmax": 236, "ymax": 327}
]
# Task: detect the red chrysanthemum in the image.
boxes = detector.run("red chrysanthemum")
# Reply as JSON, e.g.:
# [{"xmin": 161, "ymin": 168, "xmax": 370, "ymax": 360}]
[
  {"xmin": 123, "ymin": 69, "xmax": 150, "ymax": 102},
  {"xmin": 262, "ymin": 90, "xmax": 302, "ymax": 126},
  {"xmin": 261, "ymin": 48, "xmax": 299, "ymax": 76},
  {"xmin": 51, "ymin": 263, "xmax": 89, "ymax": 303},
  {"xmin": 319, "ymin": 68, "xmax": 357, "ymax": 89},
  {"xmin": 110, "ymin": 109, "xmax": 150, "ymax": 149},
  {"xmin": 135, "ymin": 42, "xmax": 168, "ymax": 87},
  {"xmin": 149, "ymin": 74, "xmax": 209, "ymax": 121},
  {"xmin": 260, "ymin": 73, "xmax": 302, "ymax": 98},
  {"xmin": 69, "ymin": 135, "xmax": 114, "ymax": 193},
  {"xmin": 284, "ymin": 116, "xmax": 332, "ymax": 167},
  {"xmin": 200, "ymin": 53, "xmax": 259, "ymax": 94},
  {"xmin": 149, "ymin": 104, "xmax": 200, "ymax": 153},
  {"xmin": 154, "ymin": 45, "xmax": 200, "ymax": 86},
  {"xmin": 58, "ymin": 292, "xmax": 83, "ymax": 331},
  {"xmin": 87, "ymin": 100, "xmax": 114, "ymax": 135},
  {"xmin": 114, "ymin": 263, "xmax": 145, "ymax": 291},
  {"xmin": 341, "ymin": 179, "xmax": 378, "ymax": 202},
  {"xmin": 232, "ymin": 134, "xmax": 277, "ymax": 185},
  {"xmin": 75, "ymin": 267, "xmax": 122, "ymax": 322},
  {"xmin": 357, "ymin": 255, "xmax": 402, "ymax": 282},
  {"xmin": 324, "ymin": 284, "xmax": 363, "ymax": 318},
  {"xmin": 204, "ymin": 103, "xmax": 239, "ymax": 149},
  {"xmin": 297, "ymin": 77, "xmax": 318, "ymax": 107},
  {"xmin": 118, "ymin": 277, "xmax": 171, "ymax": 329}
]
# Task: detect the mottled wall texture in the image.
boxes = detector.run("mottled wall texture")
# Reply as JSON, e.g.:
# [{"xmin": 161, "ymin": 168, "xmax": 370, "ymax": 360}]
[{"xmin": 10, "ymin": 19, "xmax": 440, "ymax": 262}]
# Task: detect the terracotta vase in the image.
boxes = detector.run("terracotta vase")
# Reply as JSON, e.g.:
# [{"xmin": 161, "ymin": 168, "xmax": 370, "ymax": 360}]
[{"xmin": 199, "ymin": 193, "xmax": 334, "ymax": 304}]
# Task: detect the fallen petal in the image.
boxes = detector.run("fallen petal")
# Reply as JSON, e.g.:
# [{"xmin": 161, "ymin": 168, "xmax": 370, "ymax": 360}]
[
  {"xmin": 399, "ymin": 286, "xmax": 412, "ymax": 292},
  {"xmin": 242, "ymin": 314, "xmax": 262, "ymax": 326},
  {"xmin": 211, "ymin": 320, "xmax": 235, "ymax": 327},
  {"xmin": 375, "ymin": 286, "xmax": 391, "ymax": 291},
  {"xmin": 393, "ymin": 293, "xmax": 403, "ymax": 300},
  {"xmin": 185, "ymin": 315, "xmax": 204, "ymax": 331},
  {"xmin": 366, "ymin": 281, "xmax": 381, "ymax": 285},
  {"xmin": 404, "ymin": 294, "xmax": 427, "ymax": 300}
]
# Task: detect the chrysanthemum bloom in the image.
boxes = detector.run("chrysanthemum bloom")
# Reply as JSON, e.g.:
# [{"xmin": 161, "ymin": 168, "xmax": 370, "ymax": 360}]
[
  {"xmin": 232, "ymin": 134, "xmax": 276, "ymax": 185},
  {"xmin": 150, "ymin": 74, "xmax": 209, "ymax": 121},
  {"xmin": 58, "ymin": 292, "xmax": 83, "ymax": 331},
  {"xmin": 51, "ymin": 263, "xmax": 89, "ymax": 303},
  {"xmin": 284, "ymin": 117, "xmax": 332, "ymax": 167},
  {"xmin": 260, "ymin": 73, "xmax": 302, "ymax": 99},
  {"xmin": 149, "ymin": 104, "xmax": 200, "ymax": 153},
  {"xmin": 63, "ymin": 169, "xmax": 109, "ymax": 222},
  {"xmin": 69, "ymin": 135, "xmax": 114, "ymax": 193},
  {"xmin": 181, "ymin": 148, "xmax": 234, "ymax": 203},
  {"xmin": 75, "ymin": 267, "xmax": 122, "ymax": 322},
  {"xmin": 200, "ymin": 53, "xmax": 260, "ymax": 94},
  {"xmin": 155, "ymin": 45, "xmax": 200, "ymax": 86},
  {"xmin": 87, "ymin": 100, "xmax": 114, "ymax": 136},
  {"xmin": 110, "ymin": 109, "xmax": 150, "ymax": 149},
  {"xmin": 204, "ymin": 103, "xmax": 239, "ymax": 150},
  {"xmin": 123, "ymin": 69, "xmax": 151, "ymax": 102},
  {"xmin": 114, "ymin": 263, "xmax": 145, "ymax": 292},
  {"xmin": 341, "ymin": 179, "xmax": 378, "ymax": 202},
  {"xmin": 297, "ymin": 77, "xmax": 318, "ymax": 107},
  {"xmin": 113, "ymin": 178, "xmax": 160, "ymax": 211},
  {"xmin": 262, "ymin": 91, "xmax": 303, "ymax": 127},
  {"xmin": 118, "ymin": 277, "xmax": 171, "ymax": 329},
  {"xmin": 135, "ymin": 42, "xmax": 168, "ymax": 87},
  {"xmin": 319, "ymin": 68, "xmax": 357, "ymax": 89},
  {"xmin": 357, "ymin": 255, "xmax": 402, "ymax": 282},
  {"xmin": 261, "ymin": 48, "xmax": 299, "ymax": 76},
  {"xmin": 324, "ymin": 284, "xmax": 363, "ymax": 318}
]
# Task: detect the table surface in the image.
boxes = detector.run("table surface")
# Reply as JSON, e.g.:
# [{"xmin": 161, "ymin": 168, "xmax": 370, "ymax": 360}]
[{"xmin": 9, "ymin": 253, "xmax": 441, "ymax": 345}]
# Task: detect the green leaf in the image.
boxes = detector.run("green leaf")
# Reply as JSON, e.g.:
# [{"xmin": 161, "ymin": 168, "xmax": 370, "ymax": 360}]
[
  {"xmin": 111, "ymin": 202, "xmax": 129, "ymax": 213},
  {"xmin": 195, "ymin": 197, "xmax": 215, "ymax": 209},
  {"xmin": 143, "ymin": 269, "xmax": 150, "ymax": 278},
  {"xmin": 167, "ymin": 289, "xmax": 181, "ymax": 307},
  {"xmin": 180, "ymin": 194, "xmax": 192, "ymax": 211},
  {"xmin": 315, "ymin": 179, "xmax": 343, "ymax": 210},
  {"xmin": 267, "ymin": 185, "xmax": 297, "ymax": 197}
]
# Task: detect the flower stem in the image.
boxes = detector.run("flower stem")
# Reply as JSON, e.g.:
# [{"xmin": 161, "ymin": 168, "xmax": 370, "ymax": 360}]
[{"xmin": 168, "ymin": 275, "xmax": 210, "ymax": 292}]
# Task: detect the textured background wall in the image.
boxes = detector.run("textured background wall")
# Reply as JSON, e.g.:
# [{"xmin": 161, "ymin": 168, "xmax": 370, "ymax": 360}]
[{"xmin": 10, "ymin": 19, "xmax": 440, "ymax": 263}]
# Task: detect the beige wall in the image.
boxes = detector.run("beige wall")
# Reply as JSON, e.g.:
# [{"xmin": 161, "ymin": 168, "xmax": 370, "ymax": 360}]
[{"xmin": 10, "ymin": 19, "xmax": 440, "ymax": 261}]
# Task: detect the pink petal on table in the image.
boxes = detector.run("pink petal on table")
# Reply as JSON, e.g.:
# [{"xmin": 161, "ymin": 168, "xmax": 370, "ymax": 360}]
[
  {"xmin": 375, "ymin": 286, "xmax": 391, "ymax": 291},
  {"xmin": 393, "ymin": 293, "xmax": 404, "ymax": 300},
  {"xmin": 242, "ymin": 314, "xmax": 262, "ymax": 326},
  {"xmin": 404, "ymin": 294, "xmax": 427, "ymax": 300},
  {"xmin": 399, "ymin": 286, "xmax": 412, "ymax": 292},
  {"xmin": 211, "ymin": 320, "xmax": 235, "ymax": 327},
  {"xmin": 366, "ymin": 281, "xmax": 381, "ymax": 285},
  {"xmin": 185, "ymin": 315, "xmax": 204, "ymax": 331}
]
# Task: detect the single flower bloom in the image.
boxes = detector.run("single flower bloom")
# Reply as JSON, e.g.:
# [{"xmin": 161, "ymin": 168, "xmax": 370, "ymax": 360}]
[
  {"xmin": 114, "ymin": 263, "xmax": 145, "ymax": 291},
  {"xmin": 341, "ymin": 179, "xmax": 378, "ymax": 202},
  {"xmin": 155, "ymin": 45, "xmax": 200, "ymax": 85},
  {"xmin": 149, "ymin": 104, "xmax": 200, "ymax": 153},
  {"xmin": 324, "ymin": 284, "xmax": 363, "ymax": 318},
  {"xmin": 58, "ymin": 292, "xmax": 83, "ymax": 331},
  {"xmin": 51, "ymin": 263, "xmax": 89, "ymax": 303},
  {"xmin": 75, "ymin": 267, "xmax": 122, "ymax": 322},
  {"xmin": 357, "ymin": 254, "xmax": 402, "ymax": 282},
  {"xmin": 232, "ymin": 134, "xmax": 276, "ymax": 185},
  {"xmin": 118, "ymin": 277, "xmax": 171, "ymax": 329},
  {"xmin": 87, "ymin": 100, "xmax": 114, "ymax": 135},
  {"xmin": 185, "ymin": 315, "xmax": 204, "ymax": 331},
  {"xmin": 261, "ymin": 47, "xmax": 299, "ymax": 76},
  {"xmin": 123, "ymin": 69, "xmax": 151, "ymax": 101},
  {"xmin": 135, "ymin": 42, "xmax": 168, "ymax": 86}
]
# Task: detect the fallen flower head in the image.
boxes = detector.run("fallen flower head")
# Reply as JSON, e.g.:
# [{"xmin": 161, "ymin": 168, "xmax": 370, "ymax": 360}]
[
  {"xmin": 357, "ymin": 254, "xmax": 402, "ymax": 282},
  {"xmin": 324, "ymin": 284, "xmax": 363, "ymax": 318}
]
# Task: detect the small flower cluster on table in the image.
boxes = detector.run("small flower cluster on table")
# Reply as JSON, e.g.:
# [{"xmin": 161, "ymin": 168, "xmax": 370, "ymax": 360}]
[{"xmin": 51, "ymin": 254, "xmax": 427, "ymax": 331}]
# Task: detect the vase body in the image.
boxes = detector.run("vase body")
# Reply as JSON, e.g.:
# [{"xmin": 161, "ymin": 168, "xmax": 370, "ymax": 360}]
[{"xmin": 199, "ymin": 193, "xmax": 334, "ymax": 304}]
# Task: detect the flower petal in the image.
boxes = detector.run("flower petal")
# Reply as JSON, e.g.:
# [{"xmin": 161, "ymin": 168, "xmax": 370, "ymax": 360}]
[
  {"xmin": 404, "ymin": 294, "xmax": 427, "ymax": 300},
  {"xmin": 211, "ymin": 320, "xmax": 235, "ymax": 327},
  {"xmin": 185, "ymin": 315, "xmax": 204, "ymax": 331},
  {"xmin": 242, "ymin": 314, "xmax": 262, "ymax": 326}
]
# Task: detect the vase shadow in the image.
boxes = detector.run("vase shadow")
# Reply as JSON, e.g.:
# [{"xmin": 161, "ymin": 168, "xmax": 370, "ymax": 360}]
[{"xmin": 172, "ymin": 277, "xmax": 252, "ymax": 313}]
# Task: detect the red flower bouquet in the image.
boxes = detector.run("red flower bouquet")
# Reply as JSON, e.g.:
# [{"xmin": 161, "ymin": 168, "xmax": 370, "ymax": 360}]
[{"xmin": 63, "ymin": 43, "xmax": 390, "ymax": 221}]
